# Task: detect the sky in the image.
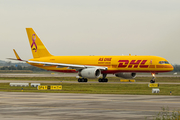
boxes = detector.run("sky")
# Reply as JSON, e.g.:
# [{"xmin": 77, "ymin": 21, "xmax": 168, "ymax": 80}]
[{"xmin": 0, "ymin": 0, "xmax": 180, "ymax": 64}]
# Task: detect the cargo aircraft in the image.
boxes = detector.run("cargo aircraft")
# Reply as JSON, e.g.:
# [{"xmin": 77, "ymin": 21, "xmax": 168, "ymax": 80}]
[{"xmin": 8, "ymin": 28, "xmax": 174, "ymax": 83}]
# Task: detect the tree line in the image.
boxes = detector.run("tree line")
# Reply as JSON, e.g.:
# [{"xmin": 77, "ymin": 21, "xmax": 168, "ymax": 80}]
[
  {"xmin": 0, "ymin": 65, "xmax": 46, "ymax": 71},
  {"xmin": 172, "ymin": 65, "xmax": 180, "ymax": 72}
]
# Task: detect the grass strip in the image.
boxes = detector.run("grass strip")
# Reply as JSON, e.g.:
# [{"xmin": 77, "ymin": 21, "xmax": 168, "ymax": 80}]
[{"xmin": 0, "ymin": 83, "xmax": 179, "ymax": 95}]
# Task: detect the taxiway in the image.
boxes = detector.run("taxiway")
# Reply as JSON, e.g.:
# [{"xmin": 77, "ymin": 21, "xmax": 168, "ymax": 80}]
[{"xmin": 0, "ymin": 92, "xmax": 179, "ymax": 120}]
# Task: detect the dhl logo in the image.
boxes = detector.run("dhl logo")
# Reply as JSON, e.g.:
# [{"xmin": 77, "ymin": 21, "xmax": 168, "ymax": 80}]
[{"xmin": 118, "ymin": 60, "xmax": 149, "ymax": 68}]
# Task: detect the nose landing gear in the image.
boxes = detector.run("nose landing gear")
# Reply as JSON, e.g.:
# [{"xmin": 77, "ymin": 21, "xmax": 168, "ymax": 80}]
[{"xmin": 150, "ymin": 73, "xmax": 156, "ymax": 83}]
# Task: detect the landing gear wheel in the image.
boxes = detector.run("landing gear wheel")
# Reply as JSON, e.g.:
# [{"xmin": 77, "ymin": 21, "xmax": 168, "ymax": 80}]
[
  {"xmin": 98, "ymin": 74, "xmax": 108, "ymax": 83},
  {"xmin": 105, "ymin": 78, "xmax": 108, "ymax": 82},
  {"xmin": 98, "ymin": 78, "xmax": 108, "ymax": 82},
  {"xmin": 98, "ymin": 78, "xmax": 102, "ymax": 82},
  {"xmin": 150, "ymin": 80, "xmax": 155, "ymax": 83},
  {"xmin": 78, "ymin": 78, "xmax": 81, "ymax": 82},
  {"xmin": 78, "ymin": 78, "xmax": 88, "ymax": 82},
  {"xmin": 84, "ymin": 78, "xmax": 88, "ymax": 82}
]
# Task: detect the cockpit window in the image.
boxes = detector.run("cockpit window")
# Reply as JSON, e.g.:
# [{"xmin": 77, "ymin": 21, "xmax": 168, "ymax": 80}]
[{"xmin": 159, "ymin": 61, "xmax": 169, "ymax": 64}]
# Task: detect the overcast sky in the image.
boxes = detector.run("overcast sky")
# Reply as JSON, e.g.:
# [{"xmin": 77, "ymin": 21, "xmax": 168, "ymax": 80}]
[{"xmin": 0, "ymin": 0, "xmax": 180, "ymax": 64}]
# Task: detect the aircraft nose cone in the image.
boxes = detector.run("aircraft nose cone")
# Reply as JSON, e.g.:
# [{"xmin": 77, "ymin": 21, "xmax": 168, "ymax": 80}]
[{"xmin": 171, "ymin": 65, "xmax": 174, "ymax": 71}]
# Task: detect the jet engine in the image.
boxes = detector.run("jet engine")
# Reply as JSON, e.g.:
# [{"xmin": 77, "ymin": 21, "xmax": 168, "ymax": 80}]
[
  {"xmin": 79, "ymin": 68, "xmax": 101, "ymax": 79},
  {"xmin": 115, "ymin": 72, "xmax": 136, "ymax": 79}
]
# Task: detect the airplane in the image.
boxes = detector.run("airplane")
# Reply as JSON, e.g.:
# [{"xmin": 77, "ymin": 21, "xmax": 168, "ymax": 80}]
[{"xmin": 8, "ymin": 28, "xmax": 174, "ymax": 83}]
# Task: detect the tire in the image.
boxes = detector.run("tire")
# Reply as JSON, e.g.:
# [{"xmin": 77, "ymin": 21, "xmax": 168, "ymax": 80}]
[
  {"xmin": 105, "ymin": 78, "xmax": 108, "ymax": 82},
  {"xmin": 98, "ymin": 78, "xmax": 102, "ymax": 82},
  {"xmin": 150, "ymin": 80, "xmax": 153, "ymax": 83},
  {"xmin": 78, "ymin": 78, "xmax": 81, "ymax": 82}
]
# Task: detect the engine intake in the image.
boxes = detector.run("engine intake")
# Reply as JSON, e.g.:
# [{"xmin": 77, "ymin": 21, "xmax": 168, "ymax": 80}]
[
  {"xmin": 79, "ymin": 68, "xmax": 101, "ymax": 79},
  {"xmin": 115, "ymin": 72, "xmax": 136, "ymax": 79}
]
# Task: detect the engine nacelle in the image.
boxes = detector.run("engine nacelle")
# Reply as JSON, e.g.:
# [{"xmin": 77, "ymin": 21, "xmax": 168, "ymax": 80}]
[
  {"xmin": 79, "ymin": 68, "xmax": 101, "ymax": 79},
  {"xmin": 115, "ymin": 72, "xmax": 136, "ymax": 79}
]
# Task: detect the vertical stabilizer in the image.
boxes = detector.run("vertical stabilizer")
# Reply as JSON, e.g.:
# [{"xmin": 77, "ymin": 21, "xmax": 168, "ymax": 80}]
[{"xmin": 26, "ymin": 28, "xmax": 52, "ymax": 58}]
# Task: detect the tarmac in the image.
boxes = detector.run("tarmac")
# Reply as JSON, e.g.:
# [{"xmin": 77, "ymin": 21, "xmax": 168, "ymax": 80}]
[
  {"xmin": 0, "ymin": 92, "xmax": 179, "ymax": 120},
  {"xmin": 0, "ymin": 73, "xmax": 180, "ymax": 119}
]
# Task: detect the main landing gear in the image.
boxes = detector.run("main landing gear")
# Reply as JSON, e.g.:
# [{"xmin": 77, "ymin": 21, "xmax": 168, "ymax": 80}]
[
  {"xmin": 78, "ymin": 78, "xmax": 88, "ymax": 82},
  {"xmin": 77, "ymin": 74, "xmax": 108, "ymax": 83},
  {"xmin": 150, "ymin": 73, "xmax": 156, "ymax": 83},
  {"xmin": 98, "ymin": 74, "xmax": 108, "ymax": 82}
]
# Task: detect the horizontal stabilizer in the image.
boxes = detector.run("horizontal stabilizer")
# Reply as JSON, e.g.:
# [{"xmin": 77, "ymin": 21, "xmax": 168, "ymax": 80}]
[
  {"xmin": 7, "ymin": 49, "xmax": 27, "ymax": 62},
  {"xmin": 6, "ymin": 58, "xmax": 26, "ymax": 62}
]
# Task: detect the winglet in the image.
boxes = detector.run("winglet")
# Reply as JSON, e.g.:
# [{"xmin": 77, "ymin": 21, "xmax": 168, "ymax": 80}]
[
  {"xmin": 7, "ymin": 49, "xmax": 26, "ymax": 61},
  {"xmin": 13, "ymin": 49, "xmax": 21, "ymax": 60}
]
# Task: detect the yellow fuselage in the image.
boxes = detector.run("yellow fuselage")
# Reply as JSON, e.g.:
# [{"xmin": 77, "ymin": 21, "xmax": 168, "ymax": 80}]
[{"xmin": 28, "ymin": 55, "xmax": 174, "ymax": 74}]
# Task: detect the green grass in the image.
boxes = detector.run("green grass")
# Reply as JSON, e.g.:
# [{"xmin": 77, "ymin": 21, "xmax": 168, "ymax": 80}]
[
  {"xmin": 0, "ymin": 83, "xmax": 180, "ymax": 95},
  {"xmin": 0, "ymin": 76, "xmax": 179, "ymax": 95}
]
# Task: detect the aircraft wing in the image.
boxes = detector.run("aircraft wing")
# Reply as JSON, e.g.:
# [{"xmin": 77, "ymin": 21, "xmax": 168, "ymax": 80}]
[
  {"xmin": 8, "ymin": 49, "xmax": 107, "ymax": 71},
  {"xmin": 28, "ymin": 61, "xmax": 108, "ymax": 71}
]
